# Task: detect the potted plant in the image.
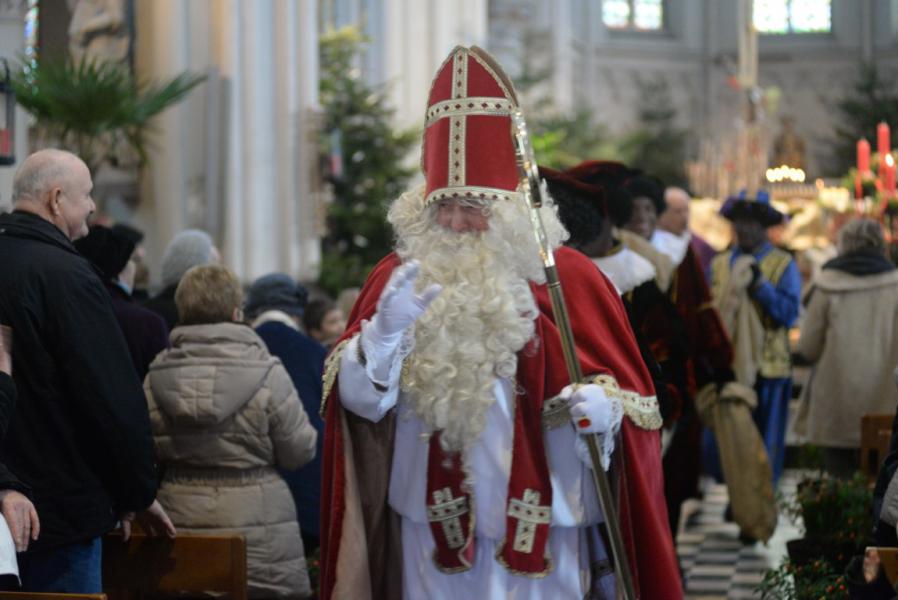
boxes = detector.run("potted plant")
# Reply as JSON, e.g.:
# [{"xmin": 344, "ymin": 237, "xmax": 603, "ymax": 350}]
[
  {"xmin": 780, "ymin": 471, "xmax": 874, "ymax": 571},
  {"xmin": 757, "ymin": 558, "xmax": 849, "ymax": 599},
  {"xmin": 11, "ymin": 56, "xmax": 204, "ymax": 175}
]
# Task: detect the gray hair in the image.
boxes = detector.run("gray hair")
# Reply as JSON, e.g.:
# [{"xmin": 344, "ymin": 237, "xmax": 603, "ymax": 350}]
[
  {"xmin": 837, "ymin": 218, "xmax": 886, "ymax": 255},
  {"xmin": 160, "ymin": 229, "xmax": 217, "ymax": 288},
  {"xmin": 11, "ymin": 149, "xmax": 81, "ymax": 203}
]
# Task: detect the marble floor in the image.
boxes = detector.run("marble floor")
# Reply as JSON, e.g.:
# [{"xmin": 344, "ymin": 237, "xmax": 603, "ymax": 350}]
[{"xmin": 677, "ymin": 472, "xmax": 803, "ymax": 599}]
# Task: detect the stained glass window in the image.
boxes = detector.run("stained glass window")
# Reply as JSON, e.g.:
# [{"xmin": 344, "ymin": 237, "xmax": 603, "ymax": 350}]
[
  {"xmin": 23, "ymin": 0, "xmax": 39, "ymax": 76},
  {"xmin": 603, "ymin": 0, "xmax": 664, "ymax": 31},
  {"xmin": 754, "ymin": 0, "xmax": 831, "ymax": 34}
]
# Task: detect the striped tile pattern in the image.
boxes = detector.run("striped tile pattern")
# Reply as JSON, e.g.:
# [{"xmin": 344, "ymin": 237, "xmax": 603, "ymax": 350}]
[{"xmin": 677, "ymin": 473, "xmax": 802, "ymax": 599}]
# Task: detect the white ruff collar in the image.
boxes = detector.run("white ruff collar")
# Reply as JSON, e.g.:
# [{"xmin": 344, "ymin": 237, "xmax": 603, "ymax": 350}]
[
  {"xmin": 651, "ymin": 229, "xmax": 691, "ymax": 267},
  {"xmin": 592, "ymin": 246, "xmax": 657, "ymax": 295}
]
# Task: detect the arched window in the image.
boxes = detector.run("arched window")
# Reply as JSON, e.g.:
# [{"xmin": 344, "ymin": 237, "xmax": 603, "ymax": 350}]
[
  {"xmin": 602, "ymin": 0, "xmax": 664, "ymax": 31},
  {"xmin": 754, "ymin": 0, "xmax": 832, "ymax": 34},
  {"xmin": 24, "ymin": 0, "xmax": 39, "ymax": 66}
]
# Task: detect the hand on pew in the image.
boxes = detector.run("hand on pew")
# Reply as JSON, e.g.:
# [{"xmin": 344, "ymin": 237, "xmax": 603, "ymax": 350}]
[{"xmin": 120, "ymin": 499, "xmax": 176, "ymax": 541}]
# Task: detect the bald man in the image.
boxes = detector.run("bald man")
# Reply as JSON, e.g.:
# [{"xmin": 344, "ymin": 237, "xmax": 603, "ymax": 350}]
[{"xmin": 0, "ymin": 150, "xmax": 174, "ymax": 593}]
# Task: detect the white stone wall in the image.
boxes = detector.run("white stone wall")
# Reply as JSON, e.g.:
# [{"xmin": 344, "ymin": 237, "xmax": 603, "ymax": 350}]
[{"xmin": 133, "ymin": 0, "xmax": 322, "ymax": 285}]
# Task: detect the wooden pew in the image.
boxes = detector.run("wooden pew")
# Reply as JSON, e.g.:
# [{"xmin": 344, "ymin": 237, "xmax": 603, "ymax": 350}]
[
  {"xmin": 860, "ymin": 413, "xmax": 894, "ymax": 479},
  {"xmin": 102, "ymin": 532, "xmax": 247, "ymax": 600},
  {"xmin": 0, "ymin": 594, "xmax": 106, "ymax": 600}
]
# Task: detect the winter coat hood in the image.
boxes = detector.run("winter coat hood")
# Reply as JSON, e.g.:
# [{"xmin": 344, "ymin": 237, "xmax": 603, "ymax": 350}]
[{"xmin": 148, "ymin": 322, "xmax": 278, "ymax": 426}]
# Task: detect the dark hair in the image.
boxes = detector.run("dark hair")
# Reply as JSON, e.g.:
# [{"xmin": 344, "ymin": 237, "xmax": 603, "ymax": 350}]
[
  {"xmin": 546, "ymin": 179, "xmax": 605, "ymax": 248},
  {"xmin": 303, "ymin": 298, "xmax": 336, "ymax": 333},
  {"xmin": 622, "ymin": 175, "xmax": 665, "ymax": 215}
]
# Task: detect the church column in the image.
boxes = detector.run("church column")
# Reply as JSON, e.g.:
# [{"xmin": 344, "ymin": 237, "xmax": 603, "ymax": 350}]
[
  {"xmin": 135, "ymin": 0, "xmax": 320, "ymax": 284},
  {"xmin": 134, "ymin": 0, "xmax": 192, "ymax": 283}
]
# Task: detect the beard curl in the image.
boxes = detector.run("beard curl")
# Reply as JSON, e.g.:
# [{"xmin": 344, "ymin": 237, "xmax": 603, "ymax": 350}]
[{"xmin": 385, "ymin": 184, "xmax": 569, "ymax": 451}]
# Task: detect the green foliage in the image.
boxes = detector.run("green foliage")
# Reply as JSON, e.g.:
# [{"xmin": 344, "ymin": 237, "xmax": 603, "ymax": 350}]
[
  {"xmin": 758, "ymin": 559, "xmax": 848, "ymax": 600},
  {"xmin": 11, "ymin": 56, "xmax": 205, "ymax": 173},
  {"xmin": 317, "ymin": 27, "xmax": 418, "ymax": 297},
  {"xmin": 616, "ymin": 78, "xmax": 690, "ymax": 187},
  {"xmin": 780, "ymin": 472, "xmax": 873, "ymax": 544},
  {"xmin": 840, "ymin": 168, "xmax": 880, "ymax": 200},
  {"xmin": 531, "ymin": 109, "xmax": 619, "ymax": 170},
  {"xmin": 827, "ymin": 63, "xmax": 898, "ymax": 176}
]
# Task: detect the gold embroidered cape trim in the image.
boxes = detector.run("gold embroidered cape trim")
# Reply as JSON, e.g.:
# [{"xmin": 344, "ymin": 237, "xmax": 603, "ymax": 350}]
[
  {"xmin": 320, "ymin": 337, "xmax": 350, "ymax": 418},
  {"xmin": 541, "ymin": 373, "xmax": 662, "ymax": 431},
  {"xmin": 493, "ymin": 541, "xmax": 554, "ymax": 579}
]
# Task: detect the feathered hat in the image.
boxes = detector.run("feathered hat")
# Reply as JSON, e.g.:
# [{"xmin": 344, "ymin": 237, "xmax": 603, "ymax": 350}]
[{"xmin": 720, "ymin": 189, "xmax": 784, "ymax": 228}]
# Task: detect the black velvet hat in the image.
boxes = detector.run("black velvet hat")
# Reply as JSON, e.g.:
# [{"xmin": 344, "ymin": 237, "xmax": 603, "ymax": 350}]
[
  {"xmin": 74, "ymin": 225, "xmax": 137, "ymax": 281},
  {"xmin": 720, "ymin": 189, "xmax": 785, "ymax": 228}
]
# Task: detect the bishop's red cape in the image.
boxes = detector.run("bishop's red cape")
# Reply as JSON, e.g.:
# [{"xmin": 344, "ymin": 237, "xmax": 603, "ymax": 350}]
[{"xmin": 319, "ymin": 246, "xmax": 683, "ymax": 599}]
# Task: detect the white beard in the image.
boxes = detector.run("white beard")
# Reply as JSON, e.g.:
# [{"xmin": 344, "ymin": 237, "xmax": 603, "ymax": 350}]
[{"xmin": 386, "ymin": 185, "xmax": 567, "ymax": 451}]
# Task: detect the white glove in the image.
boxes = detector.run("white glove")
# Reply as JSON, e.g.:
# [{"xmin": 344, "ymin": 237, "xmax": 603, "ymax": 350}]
[
  {"xmin": 564, "ymin": 384, "xmax": 619, "ymax": 435},
  {"xmin": 564, "ymin": 383, "xmax": 623, "ymax": 471},
  {"xmin": 368, "ymin": 260, "xmax": 442, "ymax": 349}
]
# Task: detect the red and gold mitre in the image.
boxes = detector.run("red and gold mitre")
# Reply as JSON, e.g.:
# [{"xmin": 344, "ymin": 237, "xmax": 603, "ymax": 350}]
[{"xmin": 422, "ymin": 46, "xmax": 521, "ymax": 207}]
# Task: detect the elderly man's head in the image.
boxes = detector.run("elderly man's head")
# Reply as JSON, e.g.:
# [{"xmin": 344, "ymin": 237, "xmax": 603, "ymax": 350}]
[
  {"xmin": 12, "ymin": 149, "xmax": 95, "ymax": 241},
  {"xmin": 837, "ymin": 218, "xmax": 887, "ymax": 256},
  {"xmin": 434, "ymin": 197, "xmax": 491, "ymax": 233},
  {"xmin": 385, "ymin": 184, "xmax": 566, "ymax": 450},
  {"xmin": 658, "ymin": 187, "xmax": 691, "ymax": 236}
]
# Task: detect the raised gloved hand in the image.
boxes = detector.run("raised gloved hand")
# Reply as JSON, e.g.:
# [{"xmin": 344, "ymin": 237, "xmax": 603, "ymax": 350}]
[
  {"xmin": 563, "ymin": 383, "xmax": 619, "ymax": 435},
  {"xmin": 368, "ymin": 260, "xmax": 442, "ymax": 350}
]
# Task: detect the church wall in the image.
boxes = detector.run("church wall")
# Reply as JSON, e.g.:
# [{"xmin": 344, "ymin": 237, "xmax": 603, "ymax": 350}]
[
  {"xmin": 133, "ymin": 0, "xmax": 322, "ymax": 286},
  {"xmin": 486, "ymin": 0, "xmax": 898, "ymax": 179}
]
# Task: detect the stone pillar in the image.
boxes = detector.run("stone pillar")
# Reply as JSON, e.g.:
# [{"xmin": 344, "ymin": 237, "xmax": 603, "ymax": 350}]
[{"xmin": 134, "ymin": 0, "xmax": 320, "ymax": 285}]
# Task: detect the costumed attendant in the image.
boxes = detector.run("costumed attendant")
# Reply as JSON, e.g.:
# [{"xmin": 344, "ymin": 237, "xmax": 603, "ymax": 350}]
[
  {"xmin": 707, "ymin": 191, "xmax": 800, "ymax": 484},
  {"xmin": 629, "ymin": 177, "xmax": 735, "ymax": 535},
  {"xmin": 319, "ymin": 46, "xmax": 682, "ymax": 600}
]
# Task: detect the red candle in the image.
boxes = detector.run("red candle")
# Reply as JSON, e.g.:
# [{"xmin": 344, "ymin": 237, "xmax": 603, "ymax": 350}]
[
  {"xmin": 858, "ymin": 138, "xmax": 871, "ymax": 173},
  {"xmin": 879, "ymin": 122, "xmax": 891, "ymax": 159},
  {"xmin": 886, "ymin": 154, "xmax": 896, "ymax": 194}
]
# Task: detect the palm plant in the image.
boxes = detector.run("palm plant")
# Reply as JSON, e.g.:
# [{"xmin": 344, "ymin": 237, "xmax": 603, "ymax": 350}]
[{"xmin": 11, "ymin": 57, "xmax": 205, "ymax": 174}]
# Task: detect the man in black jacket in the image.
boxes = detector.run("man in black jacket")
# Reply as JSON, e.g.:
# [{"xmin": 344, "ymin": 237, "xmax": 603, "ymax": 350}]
[{"xmin": 0, "ymin": 149, "xmax": 174, "ymax": 593}]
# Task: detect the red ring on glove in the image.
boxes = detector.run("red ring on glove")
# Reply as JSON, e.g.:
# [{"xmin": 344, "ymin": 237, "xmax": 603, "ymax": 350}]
[{"xmin": 577, "ymin": 417, "xmax": 591, "ymax": 429}]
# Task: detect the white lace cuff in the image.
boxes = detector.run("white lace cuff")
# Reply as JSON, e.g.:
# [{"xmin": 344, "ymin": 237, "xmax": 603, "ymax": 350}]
[
  {"xmin": 575, "ymin": 398, "xmax": 624, "ymax": 471},
  {"xmin": 359, "ymin": 318, "xmax": 415, "ymax": 389}
]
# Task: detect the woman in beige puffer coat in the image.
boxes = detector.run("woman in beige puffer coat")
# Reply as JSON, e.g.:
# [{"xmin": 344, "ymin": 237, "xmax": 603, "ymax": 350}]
[{"xmin": 145, "ymin": 265, "xmax": 317, "ymax": 599}]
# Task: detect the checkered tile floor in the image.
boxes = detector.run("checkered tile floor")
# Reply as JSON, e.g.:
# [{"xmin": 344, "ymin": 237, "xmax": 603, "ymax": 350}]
[{"xmin": 677, "ymin": 472, "xmax": 802, "ymax": 599}]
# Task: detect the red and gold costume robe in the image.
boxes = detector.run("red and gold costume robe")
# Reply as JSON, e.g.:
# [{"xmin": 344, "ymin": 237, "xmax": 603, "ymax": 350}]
[{"xmin": 319, "ymin": 247, "xmax": 683, "ymax": 599}]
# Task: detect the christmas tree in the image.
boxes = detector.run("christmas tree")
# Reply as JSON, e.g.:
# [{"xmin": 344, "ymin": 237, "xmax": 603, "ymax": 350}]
[
  {"xmin": 616, "ymin": 78, "xmax": 690, "ymax": 188},
  {"xmin": 317, "ymin": 27, "xmax": 418, "ymax": 297},
  {"xmin": 826, "ymin": 63, "xmax": 898, "ymax": 176}
]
